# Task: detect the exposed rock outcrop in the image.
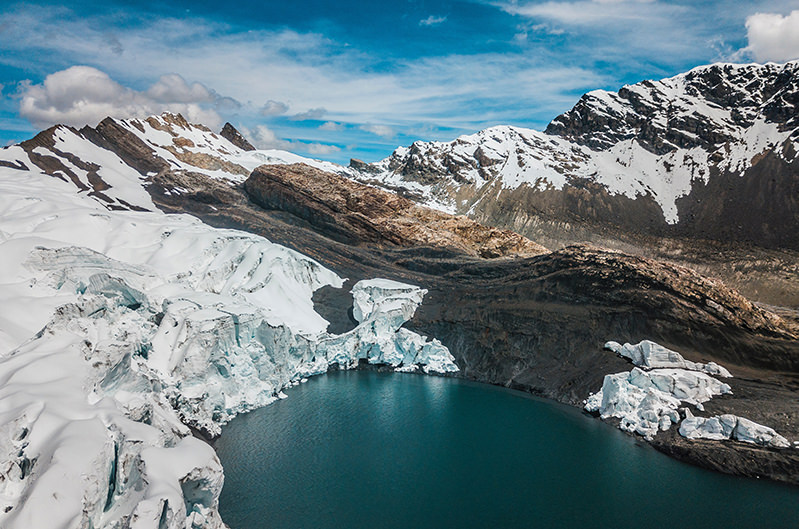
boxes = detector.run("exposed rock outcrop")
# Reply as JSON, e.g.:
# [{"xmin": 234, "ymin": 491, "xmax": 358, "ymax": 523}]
[
  {"xmin": 220, "ymin": 122, "xmax": 256, "ymax": 151},
  {"xmin": 243, "ymin": 163, "xmax": 548, "ymax": 258}
]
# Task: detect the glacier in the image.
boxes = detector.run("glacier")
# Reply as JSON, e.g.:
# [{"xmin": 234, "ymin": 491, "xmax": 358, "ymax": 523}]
[
  {"xmin": 680, "ymin": 411, "xmax": 790, "ymax": 449},
  {"xmin": 587, "ymin": 340, "xmax": 788, "ymax": 447},
  {"xmin": 0, "ymin": 165, "xmax": 457, "ymax": 529}
]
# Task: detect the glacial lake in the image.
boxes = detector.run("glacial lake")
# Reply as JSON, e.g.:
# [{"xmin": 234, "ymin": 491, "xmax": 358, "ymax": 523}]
[{"xmin": 215, "ymin": 371, "xmax": 799, "ymax": 529}]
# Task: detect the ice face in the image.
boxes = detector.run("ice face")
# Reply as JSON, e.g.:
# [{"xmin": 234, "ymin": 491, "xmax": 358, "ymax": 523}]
[
  {"xmin": 587, "ymin": 340, "xmax": 733, "ymax": 440},
  {"xmin": 604, "ymin": 340, "xmax": 732, "ymax": 378},
  {"xmin": 680, "ymin": 413, "xmax": 790, "ymax": 449},
  {"xmin": 0, "ymin": 167, "xmax": 458, "ymax": 529},
  {"xmin": 589, "ymin": 339, "xmax": 788, "ymax": 447}
]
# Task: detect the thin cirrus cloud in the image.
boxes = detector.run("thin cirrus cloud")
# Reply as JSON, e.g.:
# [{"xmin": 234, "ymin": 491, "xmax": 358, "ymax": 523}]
[
  {"xmin": 419, "ymin": 15, "xmax": 447, "ymax": 27},
  {"xmin": 360, "ymin": 123, "xmax": 395, "ymax": 138},
  {"xmin": 0, "ymin": 6, "xmax": 601, "ymax": 131},
  {"xmin": 496, "ymin": 0, "xmax": 799, "ymax": 67}
]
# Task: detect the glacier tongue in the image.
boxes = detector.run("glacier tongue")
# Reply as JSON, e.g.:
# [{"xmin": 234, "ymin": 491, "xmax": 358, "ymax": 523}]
[{"xmin": 0, "ymin": 166, "xmax": 457, "ymax": 529}]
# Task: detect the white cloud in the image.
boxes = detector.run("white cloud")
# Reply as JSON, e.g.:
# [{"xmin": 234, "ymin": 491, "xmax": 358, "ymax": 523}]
[
  {"xmin": 244, "ymin": 124, "xmax": 289, "ymax": 149},
  {"xmin": 742, "ymin": 10, "xmax": 799, "ymax": 62},
  {"xmin": 289, "ymin": 107, "xmax": 327, "ymax": 121},
  {"xmin": 0, "ymin": 8, "xmax": 604, "ymax": 132},
  {"xmin": 243, "ymin": 124, "xmax": 341, "ymax": 156},
  {"xmin": 17, "ymin": 65, "xmax": 230, "ymax": 129},
  {"xmin": 501, "ymin": 0, "xmax": 682, "ymax": 26},
  {"xmin": 306, "ymin": 143, "xmax": 341, "ymax": 155},
  {"xmin": 319, "ymin": 121, "xmax": 342, "ymax": 131},
  {"xmin": 420, "ymin": 15, "xmax": 447, "ymax": 27},
  {"xmin": 260, "ymin": 99, "xmax": 289, "ymax": 116},
  {"xmin": 360, "ymin": 124, "xmax": 395, "ymax": 138}
]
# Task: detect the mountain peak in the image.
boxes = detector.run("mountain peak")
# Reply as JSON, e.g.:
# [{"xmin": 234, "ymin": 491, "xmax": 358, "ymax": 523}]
[{"xmin": 220, "ymin": 122, "xmax": 255, "ymax": 151}]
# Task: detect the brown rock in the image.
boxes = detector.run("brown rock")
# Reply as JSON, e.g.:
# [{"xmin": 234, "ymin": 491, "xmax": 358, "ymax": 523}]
[{"xmin": 243, "ymin": 163, "xmax": 548, "ymax": 259}]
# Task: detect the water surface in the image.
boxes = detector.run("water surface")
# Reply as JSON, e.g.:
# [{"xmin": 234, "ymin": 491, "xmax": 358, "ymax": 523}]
[{"xmin": 216, "ymin": 371, "xmax": 799, "ymax": 529}]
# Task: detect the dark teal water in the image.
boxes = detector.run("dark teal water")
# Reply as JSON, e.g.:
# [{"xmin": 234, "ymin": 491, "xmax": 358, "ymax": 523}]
[{"xmin": 216, "ymin": 372, "xmax": 799, "ymax": 529}]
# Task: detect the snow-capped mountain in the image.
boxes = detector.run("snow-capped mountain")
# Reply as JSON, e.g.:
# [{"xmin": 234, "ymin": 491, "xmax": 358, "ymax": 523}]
[
  {"xmin": 0, "ymin": 112, "xmax": 351, "ymax": 213},
  {"xmin": 356, "ymin": 62, "xmax": 799, "ymax": 249}
]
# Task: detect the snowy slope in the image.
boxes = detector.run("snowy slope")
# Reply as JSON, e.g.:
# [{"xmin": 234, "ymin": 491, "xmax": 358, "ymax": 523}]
[
  {"xmin": 0, "ymin": 161, "xmax": 456, "ymax": 528},
  {"xmin": 362, "ymin": 61, "xmax": 799, "ymax": 226},
  {"xmin": 0, "ymin": 112, "xmax": 352, "ymax": 213}
]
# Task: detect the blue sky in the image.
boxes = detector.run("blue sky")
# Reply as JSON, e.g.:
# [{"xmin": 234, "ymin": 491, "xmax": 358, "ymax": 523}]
[{"xmin": 1, "ymin": 0, "xmax": 798, "ymax": 163}]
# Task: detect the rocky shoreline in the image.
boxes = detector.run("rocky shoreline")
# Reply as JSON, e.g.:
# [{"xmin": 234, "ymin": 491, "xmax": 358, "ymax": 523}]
[{"xmin": 145, "ymin": 161, "xmax": 799, "ymax": 484}]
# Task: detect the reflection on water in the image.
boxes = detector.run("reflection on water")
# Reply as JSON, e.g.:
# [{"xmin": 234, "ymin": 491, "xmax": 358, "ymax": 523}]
[{"xmin": 216, "ymin": 371, "xmax": 799, "ymax": 529}]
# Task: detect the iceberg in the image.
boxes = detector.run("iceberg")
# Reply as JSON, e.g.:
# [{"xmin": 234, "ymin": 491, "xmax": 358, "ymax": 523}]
[
  {"xmin": 589, "ymin": 339, "xmax": 788, "ymax": 448},
  {"xmin": 584, "ymin": 367, "xmax": 731, "ymax": 439}
]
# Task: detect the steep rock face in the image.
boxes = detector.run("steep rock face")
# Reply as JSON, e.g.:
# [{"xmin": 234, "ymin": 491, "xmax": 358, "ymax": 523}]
[
  {"xmin": 243, "ymin": 163, "xmax": 548, "ymax": 258},
  {"xmin": 355, "ymin": 62, "xmax": 799, "ymax": 251},
  {"xmin": 219, "ymin": 122, "xmax": 255, "ymax": 151},
  {"xmin": 546, "ymin": 62, "xmax": 799, "ymax": 153}
]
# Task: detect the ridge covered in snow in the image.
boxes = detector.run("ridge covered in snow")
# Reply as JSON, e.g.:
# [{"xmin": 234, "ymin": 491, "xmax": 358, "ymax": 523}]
[
  {"xmin": 0, "ymin": 158, "xmax": 456, "ymax": 528},
  {"xmin": 357, "ymin": 61, "xmax": 799, "ymax": 228},
  {"xmin": 0, "ymin": 112, "xmax": 352, "ymax": 213}
]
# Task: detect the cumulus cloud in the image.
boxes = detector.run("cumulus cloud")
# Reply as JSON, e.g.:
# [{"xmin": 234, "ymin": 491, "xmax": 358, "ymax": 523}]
[
  {"xmin": 260, "ymin": 99, "xmax": 289, "ymax": 116},
  {"xmin": 243, "ymin": 124, "xmax": 341, "ymax": 155},
  {"xmin": 289, "ymin": 107, "xmax": 327, "ymax": 121},
  {"xmin": 319, "ymin": 121, "xmax": 342, "ymax": 131},
  {"xmin": 306, "ymin": 143, "xmax": 341, "ymax": 155},
  {"xmin": 360, "ymin": 123, "xmax": 395, "ymax": 138},
  {"xmin": 18, "ymin": 65, "xmax": 234, "ymax": 129},
  {"xmin": 742, "ymin": 10, "xmax": 799, "ymax": 62},
  {"xmin": 419, "ymin": 15, "xmax": 447, "ymax": 27},
  {"xmin": 244, "ymin": 124, "xmax": 288, "ymax": 149}
]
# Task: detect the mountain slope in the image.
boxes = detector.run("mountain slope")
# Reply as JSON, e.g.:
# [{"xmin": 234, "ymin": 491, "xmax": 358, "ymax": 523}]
[{"xmin": 355, "ymin": 62, "xmax": 799, "ymax": 250}]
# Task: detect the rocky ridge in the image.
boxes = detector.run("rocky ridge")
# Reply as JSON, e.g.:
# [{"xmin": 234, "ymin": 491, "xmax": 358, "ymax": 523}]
[
  {"xmin": 350, "ymin": 62, "xmax": 799, "ymax": 282},
  {"xmin": 1, "ymin": 101, "xmax": 799, "ymax": 489},
  {"xmin": 244, "ymin": 163, "xmax": 547, "ymax": 258}
]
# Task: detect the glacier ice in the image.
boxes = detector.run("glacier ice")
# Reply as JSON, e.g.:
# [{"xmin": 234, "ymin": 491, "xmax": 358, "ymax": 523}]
[
  {"xmin": 0, "ymin": 166, "xmax": 458, "ymax": 529},
  {"xmin": 584, "ymin": 367, "xmax": 731, "ymax": 439},
  {"xmin": 588, "ymin": 339, "xmax": 789, "ymax": 448},
  {"xmin": 680, "ymin": 411, "xmax": 790, "ymax": 449},
  {"xmin": 604, "ymin": 340, "xmax": 732, "ymax": 377}
]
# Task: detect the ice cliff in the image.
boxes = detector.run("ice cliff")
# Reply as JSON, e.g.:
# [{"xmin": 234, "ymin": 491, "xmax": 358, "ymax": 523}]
[
  {"xmin": 0, "ymin": 166, "xmax": 457, "ymax": 529},
  {"xmin": 586, "ymin": 340, "xmax": 788, "ymax": 447}
]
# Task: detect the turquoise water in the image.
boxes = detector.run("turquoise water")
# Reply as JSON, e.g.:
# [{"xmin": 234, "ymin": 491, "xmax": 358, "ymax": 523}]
[{"xmin": 216, "ymin": 371, "xmax": 799, "ymax": 529}]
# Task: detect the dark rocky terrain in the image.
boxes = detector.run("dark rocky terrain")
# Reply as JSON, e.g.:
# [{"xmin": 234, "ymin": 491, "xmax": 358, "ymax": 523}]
[
  {"xmin": 1, "ymin": 94, "xmax": 798, "ymax": 484},
  {"xmin": 144, "ymin": 159, "xmax": 799, "ymax": 484},
  {"xmin": 352, "ymin": 62, "xmax": 799, "ymax": 307}
]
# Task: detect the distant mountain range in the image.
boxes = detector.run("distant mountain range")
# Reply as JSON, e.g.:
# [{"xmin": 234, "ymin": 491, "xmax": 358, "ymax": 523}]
[
  {"xmin": 354, "ymin": 61, "xmax": 799, "ymax": 250},
  {"xmin": 1, "ymin": 61, "xmax": 798, "ymax": 306}
]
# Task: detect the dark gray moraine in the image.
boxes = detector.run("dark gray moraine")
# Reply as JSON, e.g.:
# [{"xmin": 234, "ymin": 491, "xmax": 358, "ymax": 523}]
[{"xmin": 216, "ymin": 372, "xmax": 799, "ymax": 529}]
